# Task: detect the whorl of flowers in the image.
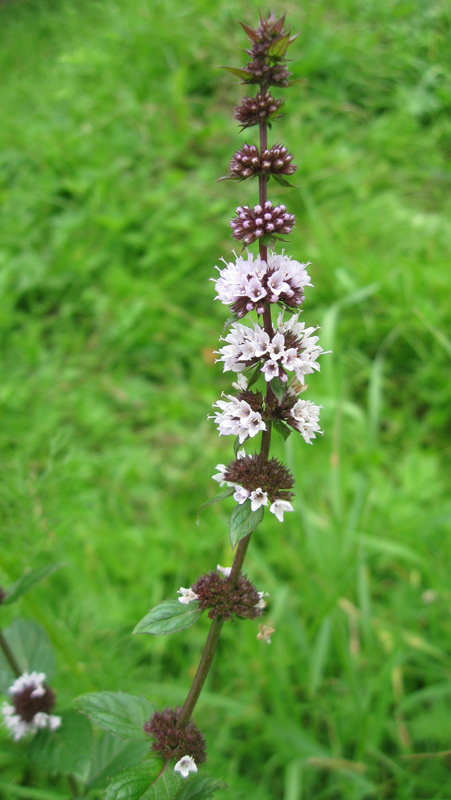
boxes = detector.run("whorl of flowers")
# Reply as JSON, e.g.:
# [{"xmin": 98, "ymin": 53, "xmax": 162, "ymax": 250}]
[
  {"xmin": 230, "ymin": 201, "xmax": 295, "ymax": 245},
  {"xmin": 213, "ymin": 250, "xmax": 311, "ymax": 317},
  {"xmin": 216, "ymin": 313, "xmax": 323, "ymax": 385},
  {"xmin": 144, "ymin": 707, "xmax": 207, "ymax": 765},
  {"xmin": 191, "ymin": 571, "xmax": 263, "ymax": 621},
  {"xmin": 2, "ymin": 672, "xmax": 61, "ymax": 741},
  {"xmin": 234, "ymin": 91, "xmax": 283, "ymax": 129}
]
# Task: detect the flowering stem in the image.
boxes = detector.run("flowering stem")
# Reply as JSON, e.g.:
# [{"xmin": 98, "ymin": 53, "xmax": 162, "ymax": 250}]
[
  {"xmin": 0, "ymin": 630, "xmax": 21, "ymax": 677},
  {"xmin": 178, "ymin": 83, "xmax": 275, "ymax": 730}
]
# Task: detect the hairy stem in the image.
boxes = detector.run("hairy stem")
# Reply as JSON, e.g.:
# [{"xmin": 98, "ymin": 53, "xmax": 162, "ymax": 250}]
[
  {"xmin": 0, "ymin": 630, "xmax": 21, "ymax": 677},
  {"xmin": 177, "ymin": 616, "xmax": 224, "ymax": 728}
]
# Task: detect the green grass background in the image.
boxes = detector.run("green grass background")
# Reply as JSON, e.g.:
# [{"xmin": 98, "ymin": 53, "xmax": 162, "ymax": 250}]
[{"xmin": 0, "ymin": 0, "xmax": 450, "ymax": 797}]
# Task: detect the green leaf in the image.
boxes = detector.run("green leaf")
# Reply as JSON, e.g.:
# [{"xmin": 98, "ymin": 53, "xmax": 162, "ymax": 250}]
[
  {"xmin": 229, "ymin": 499, "xmax": 264, "ymax": 548},
  {"xmin": 87, "ymin": 732, "xmax": 150, "ymax": 790},
  {"xmin": 199, "ymin": 487, "xmax": 234, "ymax": 515},
  {"xmin": 0, "ymin": 618, "xmax": 55, "ymax": 693},
  {"xmin": 105, "ymin": 759, "xmax": 183, "ymax": 800},
  {"xmin": 233, "ymin": 436, "xmax": 242, "ymax": 456},
  {"xmin": 133, "ymin": 600, "xmax": 202, "ymax": 636},
  {"xmin": 77, "ymin": 691, "xmax": 155, "ymax": 740},
  {"xmin": 271, "ymin": 174, "xmax": 298, "ymax": 189},
  {"xmin": 28, "ymin": 710, "xmax": 93, "ymax": 777},
  {"xmin": 270, "ymin": 377, "xmax": 286, "ymax": 403},
  {"xmin": 268, "ymin": 34, "xmax": 290, "ymax": 58},
  {"xmin": 3, "ymin": 564, "xmax": 63, "ymax": 605},
  {"xmin": 245, "ymin": 362, "xmax": 262, "ymax": 389},
  {"xmin": 273, "ymin": 419, "xmax": 292, "ymax": 441},
  {"xmin": 259, "ymin": 234, "xmax": 276, "ymax": 247},
  {"xmin": 222, "ymin": 314, "xmax": 239, "ymax": 334},
  {"xmin": 220, "ymin": 66, "xmax": 250, "ymax": 80},
  {"xmin": 176, "ymin": 775, "xmax": 227, "ymax": 800}
]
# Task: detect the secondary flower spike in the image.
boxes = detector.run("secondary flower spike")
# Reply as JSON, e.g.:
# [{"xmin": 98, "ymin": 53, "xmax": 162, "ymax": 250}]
[{"xmin": 2, "ymin": 672, "xmax": 61, "ymax": 741}]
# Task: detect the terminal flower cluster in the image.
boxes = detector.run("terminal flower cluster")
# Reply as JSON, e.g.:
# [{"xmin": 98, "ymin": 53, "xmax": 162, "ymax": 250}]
[
  {"xmin": 213, "ymin": 250, "xmax": 311, "ymax": 317},
  {"xmin": 217, "ymin": 313, "xmax": 323, "ymax": 384},
  {"xmin": 2, "ymin": 672, "xmax": 61, "ymax": 741}
]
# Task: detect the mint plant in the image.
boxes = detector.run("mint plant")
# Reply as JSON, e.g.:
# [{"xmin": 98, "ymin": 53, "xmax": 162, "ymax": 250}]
[{"xmin": 0, "ymin": 13, "xmax": 325, "ymax": 800}]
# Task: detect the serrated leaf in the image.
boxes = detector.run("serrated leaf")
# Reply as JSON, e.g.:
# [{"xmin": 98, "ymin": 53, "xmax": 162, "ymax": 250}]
[
  {"xmin": 0, "ymin": 619, "xmax": 55, "ymax": 693},
  {"xmin": 176, "ymin": 775, "xmax": 227, "ymax": 800},
  {"xmin": 77, "ymin": 691, "xmax": 155, "ymax": 740},
  {"xmin": 273, "ymin": 419, "xmax": 292, "ymax": 441},
  {"xmin": 199, "ymin": 487, "xmax": 235, "ymax": 515},
  {"xmin": 87, "ymin": 732, "xmax": 150, "ymax": 791},
  {"xmin": 229, "ymin": 500, "xmax": 264, "ymax": 548},
  {"xmin": 270, "ymin": 377, "xmax": 286, "ymax": 402},
  {"xmin": 268, "ymin": 34, "xmax": 290, "ymax": 58},
  {"xmin": 3, "ymin": 564, "xmax": 63, "ymax": 605},
  {"xmin": 271, "ymin": 174, "xmax": 298, "ymax": 189},
  {"xmin": 133, "ymin": 601, "xmax": 202, "ymax": 636},
  {"xmin": 28, "ymin": 710, "xmax": 92, "ymax": 777},
  {"xmin": 220, "ymin": 66, "xmax": 250, "ymax": 80},
  {"xmin": 105, "ymin": 759, "xmax": 183, "ymax": 800}
]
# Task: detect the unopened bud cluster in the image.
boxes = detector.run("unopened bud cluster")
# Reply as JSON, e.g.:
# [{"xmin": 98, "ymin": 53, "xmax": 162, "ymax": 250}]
[
  {"xmin": 191, "ymin": 571, "xmax": 264, "ymax": 621},
  {"xmin": 234, "ymin": 92, "xmax": 283, "ymax": 129},
  {"xmin": 144, "ymin": 707, "xmax": 207, "ymax": 765},
  {"xmin": 228, "ymin": 143, "xmax": 296, "ymax": 181},
  {"xmin": 231, "ymin": 201, "xmax": 295, "ymax": 244}
]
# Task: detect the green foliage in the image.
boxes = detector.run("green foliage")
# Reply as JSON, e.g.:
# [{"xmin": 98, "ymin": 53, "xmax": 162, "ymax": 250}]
[
  {"xmin": 0, "ymin": 619, "xmax": 55, "ymax": 693},
  {"xmin": 104, "ymin": 759, "xmax": 181, "ymax": 800},
  {"xmin": 87, "ymin": 733, "xmax": 150, "ymax": 791},
  {"xmin": 2, "ymin": 564, "xmax": 62, "ymax": 606},
  {"xmin": 134, "ymin": 601, "xmax": 203, "ymax": 636},
  {"xmin": 229, "ymin": 500, "xmax": 264, "ymax": 547},
  {"xmin": 77, "ymin": 691, "xmax": 154, "ymax": 740}
]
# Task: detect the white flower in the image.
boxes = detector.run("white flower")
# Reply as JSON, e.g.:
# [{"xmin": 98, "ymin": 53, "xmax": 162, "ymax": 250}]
[
  {"xmin": 257, "ymin": 624, "xmax": 275, "ymax": 644},
  {"xmin": 256, "ymin": 591, "xmax": 270, "ymax": 609},
  {"xmin": 249, "ymin": 489, "xmax": 268, "ymax": 511},
  {"xmin": 177, "ymin": 587, "xmax": 199, "ymax": 605},
  {"xmin": 212, "ymin": 464, "xmax": 231, "ymax": 487},
  {"xmin": 174, "ymin": 755, "xmax": 198, "ymax": 779},
  {"xmin": 261, "ymin": 360, "xmax": 279, "ymax": 381},
  {"xmin": 233, "ymin": 486, "xmax": 250, "ymax": 504},
  {"xmin": 217, "ymin": 565, "xmax": 232, "ymax": 577},
  {"xmin": 211, "ymin": 395, "xmax": 265, "ymax": 444},
  {"xmin": 2, "ymin": 673, "xmax": 61, "ymax": 741},
  {"xmin": 290, "ymin": 399, "xmax": 322, "ymax": 444},
  {"xmin": 269, "ymin": 499, "xmax": 294, "ymax": 522}
]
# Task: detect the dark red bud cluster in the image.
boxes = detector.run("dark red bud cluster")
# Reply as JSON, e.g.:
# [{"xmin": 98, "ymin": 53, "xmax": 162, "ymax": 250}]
[
  {"xmin": 144, "ymin": 707, "xmax": 207, "ymax": 764},
  {"xmin": 13, "ymin": 684, "xmax": 56, "ymax": 723},
  {"xmin": 230, "ymin": 200, "xmax": 295, "ymax": 245},
  {"xmin": 228, "ymin": 143, "xmax": 297, "ymax": 180},
  {"xmin": 223, "ymin": 455, "xmax": 294, "ymax": 503},
  {"xmin": 234, "ymin": 91, "xmax": 283, "ymax": 130},
  {"xmin": 191, "ymin": 571, "xmax": 263, "ymax": 621}
]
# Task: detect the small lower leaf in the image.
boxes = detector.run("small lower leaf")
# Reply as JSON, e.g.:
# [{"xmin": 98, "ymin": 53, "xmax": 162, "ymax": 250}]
[
  {"xmin": 199, "ymin": 487, "xmax": 234, "ymax": 515},
  {"xmin": 176, "ymin": 775, "xmax": 227, "ymax": 800},
  {"xmin": 105, "ymin": 759, "xmax": 183, "ymax": 800},
  {"xmin": 77, "ymin": 691, "xmax": 154, "ymax": 740},
  {"xmin": 133, "ymin": 600, "xmax": 203, "ymax": 636},
  {"xmin": 273, "ymin": 419, "xmax": 292, "ymax": 441},
  {"xmin": 87, "ymin": 732, "xmax": 150, "ymax": 790},
  {"xmin": 229, "ymin": 500, "xmax": 264, "ymax": 548},
  {"xmin": 270, "ymin": 377, "xmax": 286, "ymax": 403}
]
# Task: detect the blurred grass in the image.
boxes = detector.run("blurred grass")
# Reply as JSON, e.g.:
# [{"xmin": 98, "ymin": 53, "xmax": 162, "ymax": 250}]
[{"xmin": 0, "ymin": 0, "xmax": 450, "ymax": 797}]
